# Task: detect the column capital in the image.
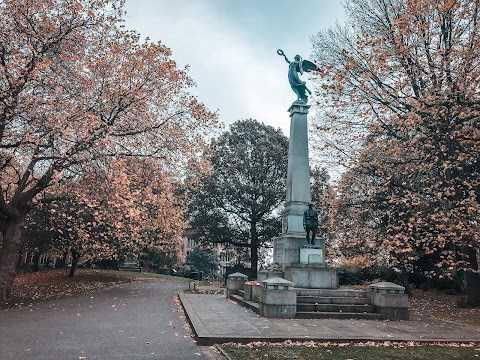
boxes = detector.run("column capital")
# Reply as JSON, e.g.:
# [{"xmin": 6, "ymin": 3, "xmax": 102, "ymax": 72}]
[{"xmin": 288, "ymin": 101, "xmax": 311, "ymax": 116}]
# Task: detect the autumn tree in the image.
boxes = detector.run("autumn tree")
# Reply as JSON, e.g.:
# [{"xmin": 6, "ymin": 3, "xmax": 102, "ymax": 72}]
[
  {"xmin": 187, "ymin": 119, "xmax": 288, "ymax": 278},
  {"xmin": 0, "ymin": 0, "xmax": 217, "ymax": 300},
  {"xmin": 312, "ymin": 0, "xmax": 480, "ymax": 305},
  {"xmin": 25, "ymin": 157, "xmax": 188, "ymax": 278},
  {"xmin": 22, "ymin": 203, "xmax": 58, "ymax": 271}
]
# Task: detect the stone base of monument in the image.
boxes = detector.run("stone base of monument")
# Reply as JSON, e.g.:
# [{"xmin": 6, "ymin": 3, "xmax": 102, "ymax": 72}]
[
  {"xmin": 273, "ymin": 233, "xmax": 306, "ymax": 266},
  {"xmin": 284, "ymin": 264, "xmax": 338, "ymax": 289},
  {"xmin": 300, "ymin": 247, "xmax": 324, "ymax": 265}
]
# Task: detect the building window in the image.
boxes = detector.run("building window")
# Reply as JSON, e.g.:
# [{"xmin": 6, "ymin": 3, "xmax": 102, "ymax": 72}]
[{"xmin": 187, "ymin": 238, "xmax": 196, "ymax": 248}]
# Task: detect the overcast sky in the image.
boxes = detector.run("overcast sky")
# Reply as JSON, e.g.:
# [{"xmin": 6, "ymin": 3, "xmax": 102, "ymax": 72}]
[{"xmin": 123, "ymin": 0, "xmax": 346, "ymax": 135}]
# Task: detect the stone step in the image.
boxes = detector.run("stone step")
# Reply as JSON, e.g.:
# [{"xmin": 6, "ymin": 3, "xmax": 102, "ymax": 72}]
[
  {"xmin": 296, "ymin": 311, "xmax": 382, "ymax": 320},
  {"xmin": 297, "ymin": 296, "xmax": 371, "ymax": 305},
  {"xmin": 230, "ymin": 294, "xmax": 259, "ymax": 314},
  {"xmin": 297, "ymin": 303, "xmax": 375, "ymax": 313},
  {"xmin": 296, "ymin": 288, "xmax": 369, "ymax": 298}
]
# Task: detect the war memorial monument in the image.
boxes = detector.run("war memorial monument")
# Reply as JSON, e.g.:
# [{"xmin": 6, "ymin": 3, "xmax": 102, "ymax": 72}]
[{"xmin": 226, "ymin": 50, "xmax": 409, "ymax": 320}]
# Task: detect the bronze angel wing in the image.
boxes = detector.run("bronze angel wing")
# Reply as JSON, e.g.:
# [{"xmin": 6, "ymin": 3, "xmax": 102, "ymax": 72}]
[{"xmin": 302, "ymin": 60, "xmax": 319, "ymax": 72}]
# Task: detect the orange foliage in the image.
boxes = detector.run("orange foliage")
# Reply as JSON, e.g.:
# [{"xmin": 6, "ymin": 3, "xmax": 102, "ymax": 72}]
[
  {"xmin": 311, "ymin": 0, "xmax": 479, "ymax": 279},
  {"xmin": 0, "ymin": 0, "xmax": 218, "ymax": 299}
]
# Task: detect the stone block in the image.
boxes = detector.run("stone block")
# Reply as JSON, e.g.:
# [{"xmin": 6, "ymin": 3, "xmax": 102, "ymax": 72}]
[
  {"xmin": 273, "ymin": 233, "xmax": 307, "ymax": 266},
  {"xmin": 369, "ymin": 282, "xmax": 409, "ymax": 320},
  {"xmin": 258, "ymin": 277, "xmax": 296, "ymax": 318},
  {"xmin": 226, "ymin": 272, "xmax": 248, "ymax": 297},
  {"xmin": 252, "ymin": 283, "xmax": 260, "ymax": 302},
  {"xmin": 243, "ymin": 281, "xmax": 260, "ymax": 302},
  {"xmin": 284, "ymin": 265, "xmax": 338, "ymax": 289},
  {"xmin": 300, "ymin": 247, "xmax": 324, "ymax": 265},
  {"xmin": 243, "ymin": 282, "xmax": 253, "ymax": 301},
  {"xmin": 259, "ymin": 302, "xmax": 296, "ymax": 318}
]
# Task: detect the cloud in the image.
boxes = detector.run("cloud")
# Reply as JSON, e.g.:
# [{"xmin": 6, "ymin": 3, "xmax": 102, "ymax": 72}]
[{"xmin": 124, "ymin": 0, "xmax": 345, "ymax": 135}]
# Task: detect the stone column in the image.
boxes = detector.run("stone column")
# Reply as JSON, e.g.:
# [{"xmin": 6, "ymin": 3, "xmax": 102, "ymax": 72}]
[
  {"xmin": 282, "ymin": 101, "xmax": 311, "ymax": 234},
  {"xmin": 273, "ymin": 101, "xmax": 313, "ymax": 267}
]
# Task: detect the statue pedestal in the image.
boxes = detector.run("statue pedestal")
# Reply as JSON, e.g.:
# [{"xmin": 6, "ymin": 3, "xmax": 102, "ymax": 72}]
[
  {"xmin": 300, "ymin": 247, "xmax": 324, "ymax": 265},
  {"xmin": 284, "ymin": 264, "xmax": 338, "ymax": 289},
  {"xmin": 273, "ymin": 233, "xmax": 305, "ymax": 267}
]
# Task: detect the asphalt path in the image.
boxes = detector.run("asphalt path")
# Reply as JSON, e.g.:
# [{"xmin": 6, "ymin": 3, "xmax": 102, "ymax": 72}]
[{"xmin": 0, "ymin": 280, "xmax": 221, "ymax": 360}]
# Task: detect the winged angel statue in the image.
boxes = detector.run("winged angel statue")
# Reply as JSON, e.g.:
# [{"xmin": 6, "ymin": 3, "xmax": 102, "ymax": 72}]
[{"xmin": 277, "ymin": 49, "xmax": 318, "ymax": 103}]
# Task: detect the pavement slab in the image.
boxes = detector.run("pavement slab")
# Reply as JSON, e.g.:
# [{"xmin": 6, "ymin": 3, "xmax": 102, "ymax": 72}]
[
  {"xmin": 179, "ymin": 293, "xmax": 480, "ymax": 346},
  {"xmin": 0, "ymin": 280, "xmax": 221, "ymax": 360}
]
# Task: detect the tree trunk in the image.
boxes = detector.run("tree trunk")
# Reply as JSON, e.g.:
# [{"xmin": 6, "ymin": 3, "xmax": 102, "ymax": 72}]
[
  {"xmin": 250, "ymin": 221, "xmax": 259, "ymax": 279},
  {"xmin": 462, "ymin": 246, "xmax": 480, "ymax": 307},
  {"xmin": 62, "ymin": 252, "xmax": 69, "ymax": 267},
  {"xmin": 251, "ymin": 244, "xmax": 258, "ymax": 280},
  {"xmin": 68, "ymin": 249, "xmax": 80, "ymax": 278},
  {"xmin": 32, "ymin": 250, "xmax": 41, "ymax": 272},
  {"xmin": 0, "ymin": 218, "xmax": 26, "ymax": 302},
  {"xmin": 16, "ymin": 251, "xmax": 23, "ymax": 269}
]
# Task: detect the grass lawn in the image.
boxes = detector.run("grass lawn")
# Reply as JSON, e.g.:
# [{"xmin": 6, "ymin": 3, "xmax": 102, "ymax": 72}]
[
  {"xmin": 0, "ymin": 268, "xmax": 184, "ymax": 309},
  {"xmin": 221, "ymin": 342, "xmax": 480, "ymax": 360}
]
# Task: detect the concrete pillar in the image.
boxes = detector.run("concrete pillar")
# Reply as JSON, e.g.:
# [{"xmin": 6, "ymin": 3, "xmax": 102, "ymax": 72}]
[
  {"xmin": 244, "ymin": 281, "xmax": 261, "ymax": 302},
  {"xmin": 259, "ymin": 277, "xmax": 296, "ymax": 318},
  {"xmin": 226, "ymin": 272, "xmax": 248, "ymax": 297},
  {"xmin": 369, "ymin": 282, "xmax": 409, "ymax": 320}
]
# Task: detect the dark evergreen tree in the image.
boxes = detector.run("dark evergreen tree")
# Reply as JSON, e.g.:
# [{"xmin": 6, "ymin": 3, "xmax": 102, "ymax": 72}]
[{"xmin": 188, "ymin": 119, "xmax": 288, "ymax": 278}]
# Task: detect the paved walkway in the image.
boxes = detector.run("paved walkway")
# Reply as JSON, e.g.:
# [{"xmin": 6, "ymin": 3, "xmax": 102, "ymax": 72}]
[
  {"xmin": 0, "ymin": 280, "xmax": 221, "ymax": 360},
  {"xmin": 180, "ymin": 293, "xmax": 480, "ymax": 346}
]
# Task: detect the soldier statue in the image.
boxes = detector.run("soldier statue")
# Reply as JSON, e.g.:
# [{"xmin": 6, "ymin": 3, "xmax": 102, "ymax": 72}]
[{"xmin": 303, "ymin": 203, "xmax": 319, "ymax": 245}]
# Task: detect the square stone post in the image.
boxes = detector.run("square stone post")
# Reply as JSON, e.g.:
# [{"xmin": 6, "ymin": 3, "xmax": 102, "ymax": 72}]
[
  {"xmin": 369, "ymin": 282, "xmax": 409, "ymax": 320},
  {"xmin": 226, "ymin": 272, "xmax": 248, "ymax": 297},
  {"xmin": 259, "ymin": 277, "xmax": 296, "ymax": 318}
]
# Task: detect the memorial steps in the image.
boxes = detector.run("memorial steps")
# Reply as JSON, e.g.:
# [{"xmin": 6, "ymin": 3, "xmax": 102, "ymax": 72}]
[
  {"xmin": 231, "ymin": 287, "xmax": 383, "ymax": 320},
  {"xmin": 295, "ymin": 288, "xmax": 382, "ymax": 320}
]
